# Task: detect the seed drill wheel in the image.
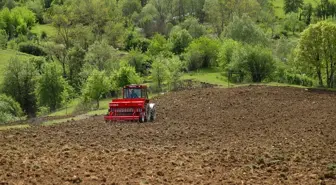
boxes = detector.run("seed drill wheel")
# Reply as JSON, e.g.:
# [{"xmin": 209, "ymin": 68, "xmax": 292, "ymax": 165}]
[{"xmin": 139, "ymin": 113, "xmax": 145, "ymax": 123}]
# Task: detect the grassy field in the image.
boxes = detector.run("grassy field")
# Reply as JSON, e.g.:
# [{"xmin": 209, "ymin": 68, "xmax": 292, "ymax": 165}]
[
  {"xmin": 0, "ymin": 124, "xmax": 30, "ymax": 131},
  {"xmin": 181, "ymin": 68, "xmax": 230, "ymax": 87},
  {"xmin": 31, "ymin": 24, "xmax": 57, "ymax": 38}
]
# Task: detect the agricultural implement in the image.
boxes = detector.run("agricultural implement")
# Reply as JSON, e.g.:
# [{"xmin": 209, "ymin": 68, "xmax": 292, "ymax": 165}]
[{"xmin": 104, "ymin": 85, "xmax": 156, "ymax": 122}]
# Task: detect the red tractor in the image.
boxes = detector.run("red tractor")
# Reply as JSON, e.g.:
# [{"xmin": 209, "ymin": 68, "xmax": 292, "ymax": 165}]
[{"xmin": 104, "ymin": 85, "xmax": 156, "ymax": 122}]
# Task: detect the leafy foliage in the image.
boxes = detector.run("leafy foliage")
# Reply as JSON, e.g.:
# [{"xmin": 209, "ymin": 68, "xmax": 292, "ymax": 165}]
[
  {"xmin": 2, "ymin": 57, "xmax": 38, "ymax": 117},
  {"xmin": 0, "ymin": 94, "xmax": 23, "ymax": 123},
  {"xmin": 227, "ymin": 45, "xmax": 275, "ymax": 83},
  {"xmin": 114, "ymin": 62, "xmax": 142, "ymax": 88},
  {"xmin": 169, "ymin": 27, "xmax": 192, "ymax": 54},
  {"xmin": 296, "ymin": 21, "xmax": 336, "ymax": 88},
  {"xmin": 223, "ymin": 15, "xmax": 268, "ymax": 46},
  {"xmin": 185, "ymin": 37, "xmax": 220, "ymax": 70},
  {"xmin": 82, "ymin": 70, "xmax": 109, "ymax": 108},
  {"xmin": 35, "ymin": 62, "xmax": 71, "ymax": 112}
]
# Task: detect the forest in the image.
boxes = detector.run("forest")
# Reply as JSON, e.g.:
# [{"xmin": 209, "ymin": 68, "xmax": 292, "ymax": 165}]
[{"xmin": 0, "ymin": 0, "xmax": 335, "ymax": 123}]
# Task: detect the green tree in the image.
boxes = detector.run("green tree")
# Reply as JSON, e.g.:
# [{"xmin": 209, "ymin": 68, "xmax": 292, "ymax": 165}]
[
  {"xmin": 114, "ymin": 62, "xmax": 141, "ymax": 88},
  {"xmin": 127, "ymin": 49, "xmax": 150, "ymax": 76},
  {"xmin": 82, "ymin": 69, "xmax": 109, "ymax": 108},
  {"xmin": 184, "ymin": 36, "xmax": 220, "ymax": 70},
  {"xmin": 218, "ymin": 39, "xmax": 243, "ymax": 71},
  {"xmin": 169, "ymin": 27, "xmax": 192, "ymax": 54},
  {"xmin": 301, "ymin": 3, "xmax": 313, "ymax": 25},
  {"xmin": 35, "ymin": 62, "xmax": 69, "ymax": 112},
  {"xmin": 68, "ymin": 45, "xmax": 86, "ymax": 91},
  {"xmin": 85, "ymin": 40, "xmax": 116, "ymax": 71},
  {"xmin": 283, "ymin": 12, "xmax": 303, "ymax": 34},
  {"xmin": 122, "ymin": 0, "xmax": 142, "ymax": 18},
  {"xmin": 147, "ymin": 33, "xmax": 171, "ymax": 56},
  {"xmin": 150, "ymin": 56, "xmax": 168, "ymax": 92},
  {"xmin": 284, "ymin": 0, "xmax": 303, "ymax": 14},
  {"xmin": 2, "ymin": 57, "xmax": 38, "ymax": 117},
  {"xmin": 166, "ymin": 56, "xmax": 183, "ymax": 91},
  {"xmin": 223, "ymin": 15, "xmax": 268, "ymax": 46},
  {"xmin": 103, "ymin": 22, "xmax": 126, "ymax": 49},
  {"xmin": 229, "ymin": 45, "xmax": 275, "ymax": 82},
  {"xmin": 180, "ymin": 17, "xmax": 206, "ymax": 38},
  {"xmin": 296, "ymin": 21, "xmax": 336, "ymax": 88}
]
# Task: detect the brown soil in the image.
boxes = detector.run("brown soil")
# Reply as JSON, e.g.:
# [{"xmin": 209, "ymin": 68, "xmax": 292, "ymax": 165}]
[{"xmin": 1, "ymin": 85, "xmax": 336, "ymax": 185}]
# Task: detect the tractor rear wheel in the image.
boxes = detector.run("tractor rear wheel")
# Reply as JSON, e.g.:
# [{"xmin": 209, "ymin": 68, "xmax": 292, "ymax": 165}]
[{"xmin": 150, "ymin": 108, "xmax": 156, "ymax": 122}]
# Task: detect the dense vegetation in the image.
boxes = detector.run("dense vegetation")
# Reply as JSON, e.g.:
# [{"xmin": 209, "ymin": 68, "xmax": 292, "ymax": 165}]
[{"xmin": 0, "ymin": 0, "xmax": 335, "ymax": 122}]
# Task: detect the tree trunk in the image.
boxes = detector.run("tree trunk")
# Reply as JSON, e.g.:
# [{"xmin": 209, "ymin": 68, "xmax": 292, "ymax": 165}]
[{"xmin": 317, "ymin": 69, "xmax": 323, "ymax": 87}]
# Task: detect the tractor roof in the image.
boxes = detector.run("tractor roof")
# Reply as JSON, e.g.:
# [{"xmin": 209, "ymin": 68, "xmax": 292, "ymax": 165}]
[{"xmin": 124, "ymin": 84, "xmax": 148, "ymax": 89}]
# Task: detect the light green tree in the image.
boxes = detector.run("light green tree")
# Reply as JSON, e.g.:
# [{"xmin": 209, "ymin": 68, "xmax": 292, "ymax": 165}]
[
  {"xmin": 82, "ymin": 70, "xmax": 109, "ymax": 109},
  {"xmin": 35, "ymin": 62, "xmax": 70, "ymax": 112},
  {"xmin": 114, "ymin": 61, "xmax": 142, "ymax": 88},
  {"xmin": 296, "ymin": 21, "xmax": 336, "ymax": 88},
  {"xmin": 151, "ymin": 56, "xmax": 169, "ymax": 92},
  {"xmin": 223, "ymin": 14, "xmax": 268, "ymax": 46},
  {"xmin": 166, "ymin": 56, "xmax": 184, "ymax": 91}
]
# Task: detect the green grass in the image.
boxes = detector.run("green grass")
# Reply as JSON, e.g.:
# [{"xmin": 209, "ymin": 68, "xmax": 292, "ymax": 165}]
[
  {"xmin": 0, "ymin": 49, "xmax": 33, "ymax": 83},
  {"xmin": 42, "ymin": 114, "xmax": 90, "ymax": 126},
  {"xmin": 0, "ymin": 124, "xmax": 30, "ymax": 131},
  {"xmin": 31, "ymin": 24, "xmax": 57, "ymax": 38},
  {"xmin": 181, "ymin": 68, "xmax": 229, "ymax": 87}
]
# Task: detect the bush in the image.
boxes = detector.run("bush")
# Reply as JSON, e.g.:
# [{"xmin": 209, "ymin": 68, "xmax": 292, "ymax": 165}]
[
  {"xmin": 284, "ymin": 72, "xmax": 314, "ymax": 86},
  {"xmin": 0, "ymin": 94, "xmax": 24, "ymax": 123},
  {"xmin": 184, "ymin": 37, "xmax": 220, "ymax": 70},
  {"xmin": 228, "ymin": 45, "xmax": 275, "ymax": 83},
  {"xmin": 18, "ymin": 42, "xmax": 46, "ymax": 56}
]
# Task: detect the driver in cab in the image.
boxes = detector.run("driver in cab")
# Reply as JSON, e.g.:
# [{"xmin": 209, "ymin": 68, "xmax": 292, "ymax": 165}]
[{"xmin": 128, "ymin": 89, "xmax": 138, "ymax": 98}]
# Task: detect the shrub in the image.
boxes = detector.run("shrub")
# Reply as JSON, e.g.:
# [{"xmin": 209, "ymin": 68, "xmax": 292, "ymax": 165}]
[
  {"xmin": 228, "ymin": 45, "xmax": 275, "ymax": 83},
  {"xmin": 0, "ymin": 94, "xmax": 24, "ymax": 123},
  {"xmin": 18, "ymin": 42, "xmax": 46, "ymax": 56},
  {"xmin": 184, "ymin": 36, "xmax": 220, "ymax": 71}
]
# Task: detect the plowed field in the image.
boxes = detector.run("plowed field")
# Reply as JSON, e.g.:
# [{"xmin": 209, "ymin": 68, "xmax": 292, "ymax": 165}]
[{"xmin": 1, "ymin": 86, "xmax": 336, "ymax": 185}]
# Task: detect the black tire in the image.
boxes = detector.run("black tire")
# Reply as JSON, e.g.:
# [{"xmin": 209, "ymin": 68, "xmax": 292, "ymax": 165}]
[
  {"xmin": 150, "ymin": 108, "xmax": 156, "ymax": 122},
  {"xmin": 139, "ymin": 114, "xmax": 145, "ymax": 123}
]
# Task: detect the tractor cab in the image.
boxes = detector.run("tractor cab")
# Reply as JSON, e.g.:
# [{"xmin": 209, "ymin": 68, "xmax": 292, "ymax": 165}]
[{"xmin": 123, "ymin": 85, "xmax": 148, "ymax": 99}]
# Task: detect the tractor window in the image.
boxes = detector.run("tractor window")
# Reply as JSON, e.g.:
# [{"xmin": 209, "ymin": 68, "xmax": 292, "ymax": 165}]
[{"xmin": 124, "ymin": 88, "xmax": 142, "ymax": 98}]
